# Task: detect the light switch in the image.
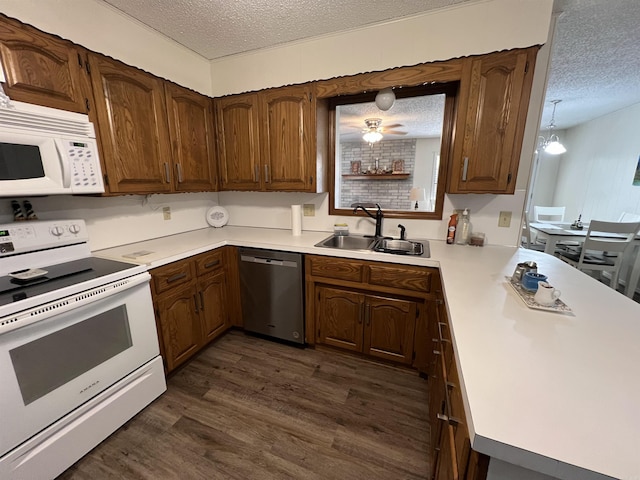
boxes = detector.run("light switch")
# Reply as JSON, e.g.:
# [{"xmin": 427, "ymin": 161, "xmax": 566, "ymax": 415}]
[{"xmin": 498, "ymin": 211, "xmax": 512, "ymax": 227}]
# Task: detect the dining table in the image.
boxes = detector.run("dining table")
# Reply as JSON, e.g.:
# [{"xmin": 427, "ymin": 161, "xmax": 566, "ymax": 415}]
[{"xmin": 530, "ymin": 222, "xmax": 640, "ymax": 299}]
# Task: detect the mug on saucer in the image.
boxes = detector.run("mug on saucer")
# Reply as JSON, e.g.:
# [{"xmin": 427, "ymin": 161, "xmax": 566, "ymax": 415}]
[{"xmin": 521, "ymin": 272, "xmax": 548, "ymax": 291}]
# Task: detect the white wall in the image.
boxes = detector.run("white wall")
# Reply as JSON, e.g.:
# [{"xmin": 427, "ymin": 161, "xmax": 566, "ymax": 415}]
[
  {"xmin": 552, "ymin": 102, "xmax": 640, "ymax": 222},
  {"xmin": 0, "ymin": 193, "xmax": 220, "ymax": 251},
  {"xmin": 210, "ymin": 0, "xmax": 553, "ymax": 96},
  {"xmin": 0, "ymin": 0, "xmax": 212, "ymax": 95}
]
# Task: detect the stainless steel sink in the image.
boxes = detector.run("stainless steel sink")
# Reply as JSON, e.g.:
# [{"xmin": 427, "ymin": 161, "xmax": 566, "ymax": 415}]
[
  {"xmin": 315, "ymin": 234, "xmax": 375, "ymax": 250},
  {"xmin": 315, "ymin": 234, "xmax": 428, "ymax": 257},
  {"xmin": 372, "ymin": 238, "xmax": 426, "ymax": 256}
]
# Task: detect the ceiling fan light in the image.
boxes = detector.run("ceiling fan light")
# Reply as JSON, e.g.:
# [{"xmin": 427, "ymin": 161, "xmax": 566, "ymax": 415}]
[
  {"xmin": 375, "ymin": 88, "xmax": 395, "ymax": 111},
  {"xmin": 363, "ymin": 131, "xmax": 383, "ymax": 143}
]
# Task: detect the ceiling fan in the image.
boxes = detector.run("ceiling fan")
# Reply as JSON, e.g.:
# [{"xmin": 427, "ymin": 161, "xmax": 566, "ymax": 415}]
[{"xmin": 361, "ymin": 118, "xmax": 407, "ymax": 143}]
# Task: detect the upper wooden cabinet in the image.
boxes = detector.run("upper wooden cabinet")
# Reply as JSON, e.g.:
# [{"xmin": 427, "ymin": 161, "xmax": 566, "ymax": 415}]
[
  {"xmin": 216, "ymin": 84, "xmax": 323, "ymax": 192},
  {"xmin": 165, "ymin": 82, "xmax": 217, "ymax": 192},
  {"xmin": 215, "ymin": 93, "xmax": 261, "ymax": 191},
  {"xmin": 0, "ymin": 15, "xmax": 90, "ymax": 114},
  {"xmin": 448, "ymin": 48, "xmax": 537, "ymax": 194},
  {"xmin": 88, "ymin": 53, "xmax": 173, "ymax": 194},
  {"xmin": 260, "ymin": 85, "xmax": 316, "ymax": 191}
]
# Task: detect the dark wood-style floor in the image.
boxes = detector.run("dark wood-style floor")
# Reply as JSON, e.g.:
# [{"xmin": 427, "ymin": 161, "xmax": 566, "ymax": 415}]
[{"xmin": 58, "ymin": 330, "xmax": 431, "ymax": 479}]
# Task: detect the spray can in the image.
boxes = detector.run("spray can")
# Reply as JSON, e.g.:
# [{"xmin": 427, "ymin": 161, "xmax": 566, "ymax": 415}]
[{"xmin": 446, "ymin": 213, "xmax": 458, "ymax": 244}]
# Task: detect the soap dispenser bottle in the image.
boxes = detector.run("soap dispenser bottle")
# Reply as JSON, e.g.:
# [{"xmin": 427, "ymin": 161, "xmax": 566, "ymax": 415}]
[{"xmin": 456, "ymin": 208, "xmax": 471, "ymax": 245}]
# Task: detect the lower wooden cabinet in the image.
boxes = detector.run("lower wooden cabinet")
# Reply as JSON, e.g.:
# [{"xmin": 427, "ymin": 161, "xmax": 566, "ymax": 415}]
[
  {"xmin": 307, "ymin": 255, "xmax": 437, "ymax": 367},
  {"xmin": 151, "ymin": 247, "xmax": 238, "ymax": 373},
  {"xmin": 316, "ymin": 286, "xmax": 417, "ymax": 363},
  {"xmin": 429, "ymin": 297, "xmax": 489, "ymax": 480}
]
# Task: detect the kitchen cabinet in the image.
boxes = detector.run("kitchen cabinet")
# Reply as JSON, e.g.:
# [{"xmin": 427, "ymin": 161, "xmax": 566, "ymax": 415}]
[
  {"xmin": 448, "ymin": 47, "xmax": 537, "ymax": 194},
  {"xmin": 429, "ymin": 297, "xmax": 489, "ymax": 480},
  {"xmin": 165, "ymin": 82, "xmax": 217, "ymax": 192},
  {"xmin": 87, "ymin": 52, "xmax": 173, "ymax": 195},
  {"xmin": 216, "ymin": 84, "xmax": 324, "ymax": 192},
  {"xmin": 151, "ymin": 247, "xmax": 236, "ymax": 373},
  {"xmin": 215, "ymin": 93, "xmax": 262, "ymax": 191},
  {"xmin": 0, "ymin": 14, "xmax": 91, "ymax": 114},
  {"xmin": 306, "ymin": 255, "xmax": 437, "ymax": 367}
]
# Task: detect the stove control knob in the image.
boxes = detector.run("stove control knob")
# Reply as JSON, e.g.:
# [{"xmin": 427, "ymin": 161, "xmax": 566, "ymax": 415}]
[
  {"xmin": 68, "ymin": 224, "xmax": 81, "ymax": 234},
  {"xmin": 50, "ymin": 226, "xmax": 64, "ymax": 237}
]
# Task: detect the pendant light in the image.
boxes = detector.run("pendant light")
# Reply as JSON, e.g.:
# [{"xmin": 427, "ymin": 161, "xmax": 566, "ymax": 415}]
[
  {"xmin": 539, "ymin": 100, "xmax": 567, "ymax": 155},
  {"xmin": 375, "ymin": 88, "xmax": 395, "ymax": 111}
]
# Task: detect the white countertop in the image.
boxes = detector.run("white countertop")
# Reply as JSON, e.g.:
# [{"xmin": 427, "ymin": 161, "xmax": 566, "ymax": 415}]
[{"xmin": 96, "ymin": 226, "xmax": 640, "ymax": 480}]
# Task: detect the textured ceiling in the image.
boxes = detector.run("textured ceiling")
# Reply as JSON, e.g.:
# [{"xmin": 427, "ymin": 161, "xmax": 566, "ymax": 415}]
[
  {"xmin": 100, "ymin": 0, "xmax": 640, "ymax": 132},
  {"xmin": 541, "ymin": 0, "xmax": 640, "ymax": 129},
  {"xmin": 100, "ymin": 0, "xmax": 473, "ymax": 60}
]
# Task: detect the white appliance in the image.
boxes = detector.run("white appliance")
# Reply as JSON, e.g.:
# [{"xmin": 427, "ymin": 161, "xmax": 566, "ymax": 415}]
[
  {"xmin": 0, "ymin": 101, "xmax": 104, "ymax": 197},
  {"xmin": 0, "ymin": 219, "xmax": 166, "ymax": 479}
]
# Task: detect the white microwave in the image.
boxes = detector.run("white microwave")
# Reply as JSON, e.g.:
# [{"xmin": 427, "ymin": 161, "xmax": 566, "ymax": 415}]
[{"xmin": 0, "ymin": 101, "xmax": 104, "ymax": 196}]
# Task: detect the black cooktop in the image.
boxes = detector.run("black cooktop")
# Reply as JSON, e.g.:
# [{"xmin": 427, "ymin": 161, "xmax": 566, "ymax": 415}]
[{"xmin": 0, "ymin": 257, "xmax": 140, "ymax": 307}]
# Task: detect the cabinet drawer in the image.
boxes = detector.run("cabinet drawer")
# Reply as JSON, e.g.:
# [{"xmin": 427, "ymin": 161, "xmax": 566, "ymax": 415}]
[
  {"xmin": 368, "ymin": 264, "xmax": 434, "ymax": 292},
  {"xmin": 152, "ymin": 260, "xmax": 194, "ymax": 293},
  {"xmin": 308, "ymin": 255, "xmax": 363, "ymax": 282},
  {"xmin": 195, "ymin": 249, "xmax": 225, "ymax": 276}
]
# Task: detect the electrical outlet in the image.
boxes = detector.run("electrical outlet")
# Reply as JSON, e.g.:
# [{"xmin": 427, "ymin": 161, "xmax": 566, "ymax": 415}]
[
  {"xmin": 303, "ymin": 204, "xmax": 315, "ymax": 216},
  {"xmin": 498, "ymin": 211, "xmax": 512, "ymax": 227},
  {"xmin": 163, "ymin": 206, "xmax": 171, "ymax": 220}
]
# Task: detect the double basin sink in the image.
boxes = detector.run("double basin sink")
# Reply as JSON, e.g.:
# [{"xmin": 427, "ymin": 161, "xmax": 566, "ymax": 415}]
[{"xmin": 315, "ymin": 234, "xmax": 429, "ymax": 257}]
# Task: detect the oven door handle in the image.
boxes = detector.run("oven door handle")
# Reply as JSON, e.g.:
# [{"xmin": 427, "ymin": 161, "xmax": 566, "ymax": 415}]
[{"xmin": 0, "ymin": 272, "xmax": 152, "ymax": 335}]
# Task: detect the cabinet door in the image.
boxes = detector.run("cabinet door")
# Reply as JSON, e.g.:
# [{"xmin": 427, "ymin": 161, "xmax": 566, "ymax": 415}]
[
  {"xmin": 412, "ymin": 300, "xmax": 437, "ymax": 373},
  {"xmin": 449, "ymin": 48, "xmax": 536, "ymax": 193},
  {"xmin": 198, "ymin": 269, "xmax": 228, "ymax": 344},
  {"xmin": 260, "ymin": 85, "xmax": 315, "ymax": 191},
  {"xmin": 364, "ymin": 295, "xmax": 416, "ymax": 364},
  {"xmin": 316, "ymin": 286, "xmax": 363, "ymax": 353},
  {"xmin": 155, "ymin": 283, "xmax": 201, "ymax": 372},
  {"xmin": 0, "ymin": 15, "xmax": 89, "ymax": 113},
  {"xmin": 215, "ymin": 93, "xmax": 261, "ymax": 191},
  {"xmin": 88, "ymin": 53, "xmax": 172, "ymax": 194},
  {"xmin": 165, "ymin": 83, "xmax": 217, "ymax": 192}
]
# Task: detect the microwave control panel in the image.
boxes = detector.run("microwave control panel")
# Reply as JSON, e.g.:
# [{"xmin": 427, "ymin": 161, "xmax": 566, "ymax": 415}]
[{"xmin": 64, "ymin": 140, "xmax": 104, "ymax": 193}]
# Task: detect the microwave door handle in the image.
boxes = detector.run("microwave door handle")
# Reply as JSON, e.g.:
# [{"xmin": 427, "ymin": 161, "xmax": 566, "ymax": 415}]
[{"xmin": 54, "ymin": 139, "xmax": 71, "ymax": 188}]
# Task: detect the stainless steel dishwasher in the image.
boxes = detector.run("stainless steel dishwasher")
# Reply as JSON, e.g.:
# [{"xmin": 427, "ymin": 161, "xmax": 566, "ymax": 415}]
[{"xmin": 238, "ymin": 247, "xmax": 304, "ymax": 344}]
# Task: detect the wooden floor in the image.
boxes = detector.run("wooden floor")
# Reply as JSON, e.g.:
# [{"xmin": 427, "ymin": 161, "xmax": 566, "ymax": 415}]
[{"xmin": 58, "ymin": 330, "xmax": 432, "ymax": 479}]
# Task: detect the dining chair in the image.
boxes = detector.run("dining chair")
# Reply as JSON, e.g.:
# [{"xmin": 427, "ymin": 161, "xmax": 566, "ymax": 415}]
[
  {"xmin": 533, "ymin": 206, "xmax": 565, "ymax": 223},
  {"xmin": 521, "ymin": 212, "xmax": 545, "ymax": 251},
  {"xmin": 618, "ymin": 212, "xmax": 640, "ymax": 222},
  {"xmin": 557, "ymin": 220, "xmax": 640, "ymax": 292}
]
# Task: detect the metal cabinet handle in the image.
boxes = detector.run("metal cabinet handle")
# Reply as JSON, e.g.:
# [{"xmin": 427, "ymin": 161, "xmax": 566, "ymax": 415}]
[
  {"xmin": 166, "ymin": 272, "xmax": 187, "ymax": 284},
  {"xmin": 264, "ymin": 165, "xmax": 270, "ymax": 183},
  {"xmin": 365, "ymin": 302, "xmax": 370, "ymax": 326},
  {"xmin": 199, "ymin": 291, "xmax": 205, "ymax": 311},
  {"xmin": 176, "ymin": 163, "xmax": 184, "ymax": 183},
  {"xmin": 254, "ymin": 165, "xmax": 259, "ymax": 182},
  {"xmin": 204, "ymin": 260, "xmax": 220, "ymax": 269},
  {"xmin": 358, "ymin": 302, "xmax": 364, "ymax": 324},
  {"xmin": 193, "ymin": 293, "xmax": 199, "ymax": 313},
  {"xmin": 462, "ymin": 157, "xmax": 469, "ymax": 181},
  {"xmin": 164, "ymin": 162, "xmax": 171, "ymax": 183},
  {"xmin": 438, "ymin": 322, "xmax": 451, "ymax": 343}
]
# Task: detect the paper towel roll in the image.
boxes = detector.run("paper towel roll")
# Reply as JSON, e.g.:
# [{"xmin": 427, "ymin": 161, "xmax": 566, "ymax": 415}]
[{"xmin": 291, "ymin": 204, "xmax": 302, "ymax": 236}]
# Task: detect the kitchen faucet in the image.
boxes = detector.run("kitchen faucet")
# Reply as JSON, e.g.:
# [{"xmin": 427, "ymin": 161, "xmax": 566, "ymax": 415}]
[{"xmin": 353, "ymin": 203, "xmax": 384, "ymax": 238}]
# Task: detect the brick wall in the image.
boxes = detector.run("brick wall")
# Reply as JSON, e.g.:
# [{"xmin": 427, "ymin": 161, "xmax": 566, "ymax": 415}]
[{"xmin": 340, "ymin": 139, "xmax": 416, "ymax": 209}]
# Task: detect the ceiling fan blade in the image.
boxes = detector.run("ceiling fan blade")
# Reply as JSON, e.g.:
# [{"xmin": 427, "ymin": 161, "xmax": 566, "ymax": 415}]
[
  {"xmin": 385, "ymin": 130, "xmax": 408, "ymax": 135},
  {"xmin": 384, "ymin": 123, "xmax": 404, "ymax": 129}
]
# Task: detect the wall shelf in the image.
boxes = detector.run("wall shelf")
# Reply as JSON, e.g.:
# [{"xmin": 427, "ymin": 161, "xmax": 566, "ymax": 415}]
[{"xmin": 342, "ymin": 173, "xmax": 411, "ymax": 180}]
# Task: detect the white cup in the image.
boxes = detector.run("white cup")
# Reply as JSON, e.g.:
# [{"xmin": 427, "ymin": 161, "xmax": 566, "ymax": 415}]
[{"xmin": 534, "ymin": 281, "xmax": 561, "ymax": 306}]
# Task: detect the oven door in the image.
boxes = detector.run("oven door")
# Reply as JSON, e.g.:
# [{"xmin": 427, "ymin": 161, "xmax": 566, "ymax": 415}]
[{"xmin": 0, "ymin": 273, "xmax": 159, "ymax": 457}]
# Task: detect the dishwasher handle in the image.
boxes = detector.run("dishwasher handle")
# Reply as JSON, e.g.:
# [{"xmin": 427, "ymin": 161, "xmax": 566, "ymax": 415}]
[{"xmin": 240, "ymin": 254, "xmax": 298, "ymax": 268}]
